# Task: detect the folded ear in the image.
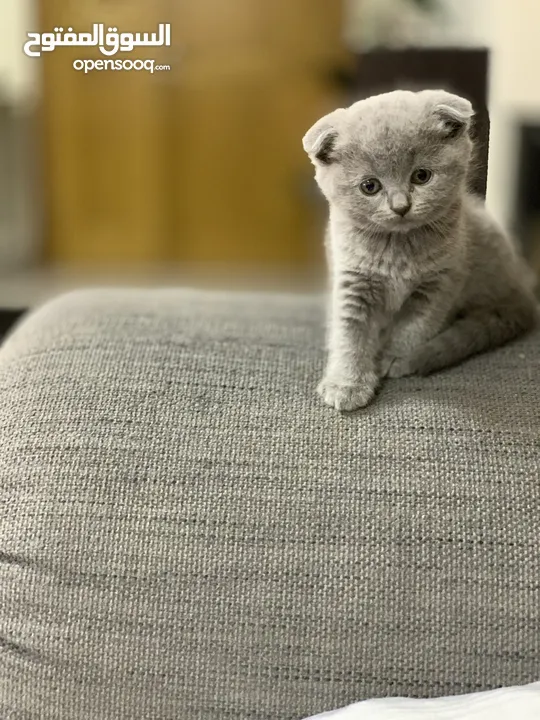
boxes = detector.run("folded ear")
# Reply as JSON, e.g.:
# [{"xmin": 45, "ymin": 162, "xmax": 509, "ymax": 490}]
[
  {"xmin": 427, "ymin": 90, "xmax": 474, "ymax": 139},
  {"xmin": 302, "ymin": 108, "xmax": 345, "ymax": 165}
]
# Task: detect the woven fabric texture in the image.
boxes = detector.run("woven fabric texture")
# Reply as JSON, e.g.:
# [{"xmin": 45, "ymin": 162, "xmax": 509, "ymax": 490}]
[{"xmin": 0, "ymin": 288, "xmax": 539, "ymax": 720}]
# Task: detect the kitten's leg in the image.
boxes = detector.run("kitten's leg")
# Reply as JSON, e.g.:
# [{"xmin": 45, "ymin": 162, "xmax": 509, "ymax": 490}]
[
  {"xmin": 390, "ymin": 298, "xmax": 538, "ymax": 377},
  {"xmin": 318, "ymin": 270, "xmax": 387, "ymax": 411},
  {"xmin": 381, "ymin": 276, "xmax": 458, "ymax": 377}
]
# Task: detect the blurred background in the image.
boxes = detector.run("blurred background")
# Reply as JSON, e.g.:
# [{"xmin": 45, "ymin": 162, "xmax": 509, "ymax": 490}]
[{"xmin": 0, "ymin": 0, "xmax": 539, "ymax": 308}]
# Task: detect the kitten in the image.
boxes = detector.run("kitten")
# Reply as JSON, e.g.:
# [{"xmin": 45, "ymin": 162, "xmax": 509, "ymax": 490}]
[{"xmin": 303, "ymin": 89, "xmax": 538, "ymax": 411}]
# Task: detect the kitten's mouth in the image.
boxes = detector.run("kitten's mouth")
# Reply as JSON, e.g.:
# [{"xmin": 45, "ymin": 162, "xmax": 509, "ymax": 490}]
[
  {"xmin": 362, "ymin": 216, "xmax": 427, "ymax": 237},
  {"xmin": 385, "ymin": 217, "xmax": 420, "ymax": 232}
]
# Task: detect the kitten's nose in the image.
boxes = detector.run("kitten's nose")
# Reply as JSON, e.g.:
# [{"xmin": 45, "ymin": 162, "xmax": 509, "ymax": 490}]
[
  {"xmin": 390, "ymin": 194, "xmax": 411, "ymax": 217},
  {"xmin": 393, "ymin": 204, "xmax": 411, "ymax": 217}
]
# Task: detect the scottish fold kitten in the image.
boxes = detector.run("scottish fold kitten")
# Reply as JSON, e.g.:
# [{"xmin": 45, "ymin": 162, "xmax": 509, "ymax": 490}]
[{"xmin": 303, "ymin": 89, "xmax": 538, "ymax": 411}]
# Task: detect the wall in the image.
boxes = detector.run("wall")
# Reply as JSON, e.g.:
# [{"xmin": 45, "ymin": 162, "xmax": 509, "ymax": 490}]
[
  {"xmin": 0, "ymin": 0, "xmax": 36, "ymax": 103},
  {"xmin": 484, "ymin": 0, "xmax": 540, "ymax": 232},
  {"xmin": 441, "ymin": 0, "xmax": 540, "ymax": 232},
  {"xmin": 0, "ymin": 0, "xmax": 38, "ymax": 271},
  {"xmin": 438, "ymin": 0, "xmax": 491, "ymax": 48}
]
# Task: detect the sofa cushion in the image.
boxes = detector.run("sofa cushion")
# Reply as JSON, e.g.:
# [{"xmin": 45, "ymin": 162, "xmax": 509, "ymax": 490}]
[{"xmin": 0, "ymin": 288, "xmax": 539, "ymax": 720}]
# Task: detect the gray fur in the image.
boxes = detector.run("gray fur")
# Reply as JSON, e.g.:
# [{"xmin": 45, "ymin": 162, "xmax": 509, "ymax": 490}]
[{"xmin": 303, "ymin": 89, "xmax": 538, "ymax": 411}]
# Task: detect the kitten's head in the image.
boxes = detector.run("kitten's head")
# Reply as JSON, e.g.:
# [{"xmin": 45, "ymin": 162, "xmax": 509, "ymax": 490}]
[{"xmin": 303, "ymin": 89, "xmax": 474, "ymax": 233}]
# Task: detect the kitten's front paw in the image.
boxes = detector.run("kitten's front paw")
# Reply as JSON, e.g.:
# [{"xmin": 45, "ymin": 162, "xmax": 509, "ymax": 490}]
[{"xmin": 317, "ymin": 375, "xmax": 377, "ymax": 411}]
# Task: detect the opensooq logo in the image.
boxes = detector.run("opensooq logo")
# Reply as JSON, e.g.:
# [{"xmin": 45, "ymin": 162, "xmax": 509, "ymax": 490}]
[{"xmin": 24, "ymin": 23, "xmax": 171, "ymax": 58}]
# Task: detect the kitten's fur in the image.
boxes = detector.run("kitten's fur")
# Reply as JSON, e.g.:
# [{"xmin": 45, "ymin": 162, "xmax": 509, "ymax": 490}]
[{"xmin": 303, "ymin": 89, "xmax": 538, "ymax": 411}]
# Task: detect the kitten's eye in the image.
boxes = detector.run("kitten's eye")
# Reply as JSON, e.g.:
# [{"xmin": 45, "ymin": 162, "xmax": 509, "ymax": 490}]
[
  {"xmin": 360, "ymin": 178, "xmax": 382, "ymax": 196},
  {"xmin": 411, "ymin": 168, "xmax": 432, "ymax": 185}
]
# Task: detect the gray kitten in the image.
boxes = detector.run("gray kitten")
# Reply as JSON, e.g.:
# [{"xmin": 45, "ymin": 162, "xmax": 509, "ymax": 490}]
[{"xmin": 303, "ymin": 89, "xmax": 538, "ymax": 411}]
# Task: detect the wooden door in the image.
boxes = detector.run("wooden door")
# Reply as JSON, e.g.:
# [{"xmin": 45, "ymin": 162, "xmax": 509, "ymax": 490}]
[{"xmin": 40, "ymin": 0, "xmax": 348, "ymax": 270}]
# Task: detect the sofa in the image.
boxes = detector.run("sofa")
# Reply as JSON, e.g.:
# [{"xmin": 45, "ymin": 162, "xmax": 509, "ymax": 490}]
[{"xmin": 0, "ymin": 287, "xmax": 539, "ymax": 719}]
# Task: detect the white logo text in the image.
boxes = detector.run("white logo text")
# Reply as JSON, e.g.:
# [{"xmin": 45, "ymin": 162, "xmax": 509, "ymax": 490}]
[{"xmin": 24, "ymin": 23, "xmax": 171, "ymax": 58}]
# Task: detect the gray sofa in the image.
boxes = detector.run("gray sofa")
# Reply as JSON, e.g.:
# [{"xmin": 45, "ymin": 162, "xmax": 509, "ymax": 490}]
[{"xmin": 1, "ymin": 288, "xmax": 539, "ymax": 720}]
